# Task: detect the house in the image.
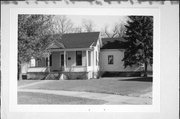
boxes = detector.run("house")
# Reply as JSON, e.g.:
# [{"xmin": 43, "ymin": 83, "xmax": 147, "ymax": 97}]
[
  {"xmin": 22, "ymin": 32, "xmax": 102, "ymax": 80},
  {"xmin": 20, "ymin": 32, "xmax": 152, "ymax": 80},
  {"xmin": 100, "ymin": 38, "xmax": 138, "ymax": 72},
  {"xmin": 100, "ymin": 37, "xmax": 152, "ymax": 77}
]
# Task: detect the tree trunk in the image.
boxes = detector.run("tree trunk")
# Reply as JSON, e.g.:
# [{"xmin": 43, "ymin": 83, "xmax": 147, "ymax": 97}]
[
  {"xmin": 18, "ymin": 63, "xmax": 22, "ymax": 80},
  {"xmin": 144, "ymin": 62, "xmax": 148, "ymax": 77}
]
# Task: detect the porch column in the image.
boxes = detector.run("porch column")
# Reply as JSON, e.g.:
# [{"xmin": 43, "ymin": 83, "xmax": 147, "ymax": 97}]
[
  {"xmin": 64, "ymin": 51, "xmax": 66, "ymax": 71},
  {"xmin": 47, "ymin": 52, "xmax": 51, "ymax": 72},
  {"xmin": 86, "ymin": 50, "xmax": 89, "ymax": 67}
]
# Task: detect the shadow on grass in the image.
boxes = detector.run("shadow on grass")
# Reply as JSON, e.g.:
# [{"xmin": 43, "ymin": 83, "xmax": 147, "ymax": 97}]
[{"xmin": 119, "ymin": 77, "xmax": 153, "ymax": 82}]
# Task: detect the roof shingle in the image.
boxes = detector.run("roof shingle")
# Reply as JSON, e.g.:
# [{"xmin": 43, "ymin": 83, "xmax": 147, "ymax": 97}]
[
  {"xmin": 101, "ymin": 37, "xmax": 127, "ymax": 49},
  {"xmin": 51, "ymin": 32, "xmax": 100, "ymax": 49}
]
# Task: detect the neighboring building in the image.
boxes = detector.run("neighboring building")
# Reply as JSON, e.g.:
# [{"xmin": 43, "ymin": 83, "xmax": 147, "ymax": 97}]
[
  {"xmin": 100, "ymin": 38, "xmax": 138, "ymax": 72},
  {"xmin": 100, "ymin": 37, "xmax": 152, "ymax": 77}
]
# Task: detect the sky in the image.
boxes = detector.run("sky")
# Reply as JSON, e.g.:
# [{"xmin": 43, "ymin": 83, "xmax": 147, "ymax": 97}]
[{"xmin": 57, "ymin": 15, "xmax": 129, "ymax": 32}]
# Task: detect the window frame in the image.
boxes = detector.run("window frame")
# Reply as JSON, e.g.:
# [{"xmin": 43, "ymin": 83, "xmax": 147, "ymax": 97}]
[
  {"xmin": 50, "ymin": 54, "xmax": 52, "ymax": 66},
  {"xmin": 108, "ymin": 55, "xmax": 114, "ymax": 65},
  {"xmin": 61, "ymin": 54, "xmax": 64, "ymax": 66},
  {"xmin": 88, "ymin": 51, "xmax": 91, "ymax": 66},
  {"xmin": 76, "ymin": 51, "xmax": 82, "ymax": 66}
]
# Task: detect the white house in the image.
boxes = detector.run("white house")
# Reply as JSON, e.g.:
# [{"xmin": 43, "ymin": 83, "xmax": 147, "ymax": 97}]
[
  {"xmin": 100, "ymin": 38, "xmax": 138, "ymax": 72},
  {"xmin": 21, "ymin": 32, "xmax": 152, "ymax": 80},
  {"xmin": 23, "ymin": 32, "xmax": 102, "ymax": 80},
  {"xmin": 100, "ymin": 37, "xmax": 152, "ymax": 77}
]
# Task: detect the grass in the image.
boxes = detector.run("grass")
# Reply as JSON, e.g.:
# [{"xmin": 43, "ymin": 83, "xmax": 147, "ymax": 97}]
[
  {"xmin": 20, "ymin": 77, "xmax": 152, "ymax": 97},
  {"xmin": 18, "ymin": 92, "xmax": 107, "ymax": 104},
  {"xmin": 120, "ymin": 77, "xmax": 152, "ymax": 82},
  {"xmin": 18, "ymin": 80, "xmax": 42, "ymax": 86}
]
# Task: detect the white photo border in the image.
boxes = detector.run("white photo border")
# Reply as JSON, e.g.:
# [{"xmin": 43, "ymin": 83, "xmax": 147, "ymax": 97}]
[{"xmin": 9, "ymin": 8, "xmax": 160, "ymax": 112}]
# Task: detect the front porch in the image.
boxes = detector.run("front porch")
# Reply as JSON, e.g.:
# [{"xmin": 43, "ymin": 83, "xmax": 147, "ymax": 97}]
[
  {"xmin": 48, "ymin": 49, "xmax": 93, "ymax": 71},
  {"xmin": 28, "ymin": 48, "xmax": 97, "ymax": 80}
]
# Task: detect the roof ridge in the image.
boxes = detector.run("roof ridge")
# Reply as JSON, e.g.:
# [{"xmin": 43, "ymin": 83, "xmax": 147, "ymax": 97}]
[
  {"xmin": 102, "ymin": 37, "xmax": 124, "ymax": 39},
  {"xmin": 63, "ymin": 32, "xmax": 100, "ymax": 35}
]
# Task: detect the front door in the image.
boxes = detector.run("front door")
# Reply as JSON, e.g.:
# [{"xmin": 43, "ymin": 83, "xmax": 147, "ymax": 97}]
[{"xmin": 51, "ymin": 52, "xmax": 60, "ymax": 71}]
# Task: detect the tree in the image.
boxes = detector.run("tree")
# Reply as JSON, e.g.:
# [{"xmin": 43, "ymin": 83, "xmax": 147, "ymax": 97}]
[
  {"xmin": 82, "ymin": 19, "xmax": 95, "ymax": 32},
  {"xmin": 52, "ymin": 16, "xmax": 74, "ymax": 35},
  {"xmin": 101, "ymin": 17, "xmax": 129, "ymax": 38},
  {"xmin": 18, "ymin": 15, "xmax": 54, "ymax": 79},
  {"xmin": 72, "ymin": 26, "xmax": 83, "ymax": 33},
  {"xmin": 102, "ymin": 23, "xmax": 127, "ymax": 38},
  {"xmin": 122, "ymin": 16, "xmax": 153, "ymax": 77}
]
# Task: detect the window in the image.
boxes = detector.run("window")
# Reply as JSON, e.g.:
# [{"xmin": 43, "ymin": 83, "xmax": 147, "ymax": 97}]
[
  {"xmin": 50, "ymin": 54, "xmax": 52, "ymax": 66},
  {"xmin": 76, "ymin": 51, "xmax": 82, "ymax": 66},
  {"xmin": 88, "ymin": 51, "xmax": 91, "ymax": 66},
  {"xmin": 108, "ymin": 55, "xmax": 113, "ymax": 65},
  {"xmin": 45, "ymin": 57, "xmax": 48, "ymax": 66},
  {"xmin": 30, "ymin": 58, "xmax": 36, "ymax": 67},
  {"xmin": 61, "ymin": 54, "xmax": 64, "ymax": 66}
]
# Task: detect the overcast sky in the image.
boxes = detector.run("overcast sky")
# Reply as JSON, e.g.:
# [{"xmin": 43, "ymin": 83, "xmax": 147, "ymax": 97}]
[{"xmin": 63, "ymin": 15, "xmax": 129, "ymax": 32}]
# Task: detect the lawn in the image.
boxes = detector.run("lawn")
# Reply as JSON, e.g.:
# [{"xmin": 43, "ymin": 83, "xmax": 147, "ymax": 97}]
[
  {"xmin": 18, "ymin": 80, "xmax": 42, "ymax": 86},
  {"xmin": 18, "ymin": 92, "xmax": 107, "ymax": 104},
  {"xmin": 19, "ymin": 77, "xmax": 152, "ymax": 97}
]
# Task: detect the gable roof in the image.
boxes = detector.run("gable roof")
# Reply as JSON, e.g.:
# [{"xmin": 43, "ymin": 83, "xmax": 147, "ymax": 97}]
[
  {"xmin": 48, "ymin": 32, "xmax": 100, "ymax": 49},
  {"xmin": 101, "ymin": 37, "xmax": 127, "ymax": 49},
  {"xmin": 61, "ymin": 32, "xmax": 100, "ymax": 48},
  {"xmin": 46, "ymin": 40, "xmax": 65, "ymax": 49}
]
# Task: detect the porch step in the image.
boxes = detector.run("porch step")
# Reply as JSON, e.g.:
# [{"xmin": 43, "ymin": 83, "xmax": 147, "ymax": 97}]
[{"xmin": 44, "ymin": 72, "xmax": 61, "ymax": 80}]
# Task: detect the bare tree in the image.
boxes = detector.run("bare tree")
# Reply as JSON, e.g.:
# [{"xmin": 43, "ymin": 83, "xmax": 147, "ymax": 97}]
[
  {"xmin": 82, "ymin": 19, "xmax": 95, "ymax": 32},
  {"xmin": 103, "ymin": 23, "xmax": 126, "ymax": 38},
  {"xmin": 53, "ymin": 16, "xmax": 74, "ymax": 36},
  {"xmin": 72, "ymin": 26, "xmax": 83, "ymax": 33},
  {"xmin": 117, "ymin": 23, "xmax": 127, "ymax": 37},
  {"xmin": 104, "ymin": 25, "xmax": 118, "ymax": 38}
]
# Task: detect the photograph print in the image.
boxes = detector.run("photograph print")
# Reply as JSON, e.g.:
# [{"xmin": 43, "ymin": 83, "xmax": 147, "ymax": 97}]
[{"xmin": 17, "ymin": 14, "xmax": 153, "ymax": 105}]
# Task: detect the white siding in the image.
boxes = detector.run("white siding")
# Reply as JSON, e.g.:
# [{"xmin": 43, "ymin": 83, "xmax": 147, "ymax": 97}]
[
  {"xmin": 100, "ymin": 49, "xmax": 137, "ymax": 72},
  {"xmin": 82, "ymin": 51, "xmax": 86, "ymax": 66},
  {"xmin": 27, "ymin": 67, "xmax": 47, "ymax": 72},
  {"xmin": 100, "ymin": 49, "xmax": 152, "ymax": 72},
  {"xmin": 65, "ymin": 51, "xmax": 90, "ymax": 72},
  {"xmin": 100, "ymin": 50, "xmax": 123, "ymax": 71},
  {"xmin": 30, "ymin": 58, "xmax": 36, "ymax": 67},
  {"xmin": 65, "ymin": 66, "xmax": 86, "ymax": 72},
  {"xmin": 67, "ymin": 51, "xmax": 76, "ymax": 67},
  {"xmin": 66, "ymin": 51, "xmax": 86, "ymax": 67},
  {"xmin": 93, "ymin": 40, "xmax": 100, "ymax": 72},
  {"xmin": 21, "ymin": 63, "xmax": 29, "ymax": 74}
]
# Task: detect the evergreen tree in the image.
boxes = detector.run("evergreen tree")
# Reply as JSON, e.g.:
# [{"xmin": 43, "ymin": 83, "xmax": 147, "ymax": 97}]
[{"xmin": 122, "ymin": 16, "xmax": 153, "ymax": 77}]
